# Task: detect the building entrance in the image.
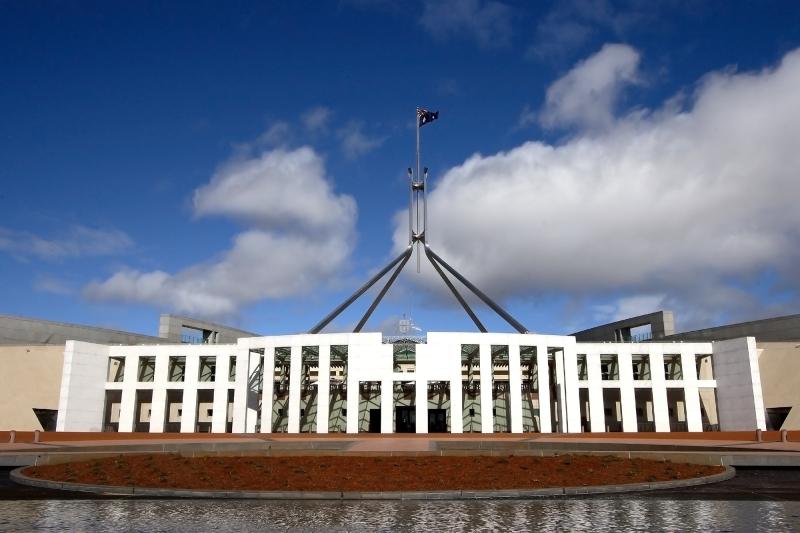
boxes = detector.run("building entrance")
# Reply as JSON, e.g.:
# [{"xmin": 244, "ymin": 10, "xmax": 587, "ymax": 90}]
[
  {"xmin": 368, "ymin": 408, "xmax": 381, "ymax": 433},
  {"xmin": 395, "ymin": 406, "xmax": 416, "ymax": 432},
  {"xmin": 428, "ymin": 409, "xmax": 447, "ymax": 432}
]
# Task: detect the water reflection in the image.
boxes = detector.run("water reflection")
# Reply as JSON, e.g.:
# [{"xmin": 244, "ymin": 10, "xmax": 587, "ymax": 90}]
[{"xmin": 0, "ymin": 499, "xmax": 798, "ymax": 532}]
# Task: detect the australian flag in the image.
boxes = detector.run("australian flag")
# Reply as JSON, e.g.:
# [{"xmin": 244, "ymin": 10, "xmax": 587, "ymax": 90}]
[{"xmin": 418, "ymin": 108, "xmax": 439, "ymax": 127}]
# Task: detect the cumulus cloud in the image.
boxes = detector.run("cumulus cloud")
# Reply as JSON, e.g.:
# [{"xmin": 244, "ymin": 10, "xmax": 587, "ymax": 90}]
[
  {"xmin": 394, "ymin": 47, "xmax": 800, "ymax": 327},
  {"xmin": 0, "ymin": 225, "xmax": 132, "ymax": 261},
  {"xmin": 539, "ymin": 43, "xmax": 641, "ymax": 131},
  {"xmin": 419, "ymin": 0, "xmax": 513, "ymax": 49},
  {"xmin": 86, "ymin": 146, "xmax": 357, "ymax": 318},
  {"xmin": 337, "ymin": 121, "xmax": 386, "ymax": 159},
  {"xmin": 193, "ymin": 147, "xmax": 355, "ymax": 234}
]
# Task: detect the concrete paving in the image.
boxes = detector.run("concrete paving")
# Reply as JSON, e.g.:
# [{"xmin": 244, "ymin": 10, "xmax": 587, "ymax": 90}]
[{"xmin": 1, "ymin": 432, "xmax": 799, "ymax": 467}]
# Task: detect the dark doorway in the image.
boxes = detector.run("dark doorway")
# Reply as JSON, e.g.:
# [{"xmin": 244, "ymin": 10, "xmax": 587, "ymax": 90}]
[
  {"xmin": 396, "ymin": 406, "xmax": 416, "ymax": 433},
  {"xmin": 767, "ymin": 407, "xmax": 791, "ymax": 430},
  {"xmin": 428, "ymin": 409, "xmax": 447, "ymax": 432},
  {"xmin": 33, "ymin": 409, "xmax": 57, "ymax": 432},
  {"xmin": 368, "ymin": 408, "xmax": 381, "ymax": 433}
]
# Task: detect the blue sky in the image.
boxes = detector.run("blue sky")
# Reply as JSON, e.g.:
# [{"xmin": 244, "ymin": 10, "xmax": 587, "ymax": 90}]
[{"xmin": 2, "ymin": 1, "xmax": 800, "ymax": 337}]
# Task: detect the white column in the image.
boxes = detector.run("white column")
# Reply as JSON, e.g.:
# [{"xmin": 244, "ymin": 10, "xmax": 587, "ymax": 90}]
[
  {"xmin": 681, "ymin": 349, "xmax": 703, "ymax": 432},
  {"xmin": 587, "ymin": 350, "xmax": 605, "ymax": 432},
  {"xmin": 149, "ymin": 353, "xmax": 168, "ymax": 433},
  {"xmin": 316, "ymin": 345, "xmax": 330, "ymax": 434},
  {"xmin": 287, "ymin": 345, "xmax": 302, "ymax": 433},
  {"xmin": 554, "ymin": 350, "xmax": 566, "ymax": 432},
  {"xmin": 211, "ymin": 354, "xmax": 229, "ymax": 433},
  {"xmin": 508, "ymin": 344, "xmax": 523, "ymax": 433},
  {"xmin": 381, "ymin": 379, "xmax": 393, "ymax": 433},
  {"xmin": 345, "ymin": 368, "xmax": 358, "ymax": 434},
  {"xmin": 450, "ymin": 377, "xmax": 463, "ymax": 434},
  {"xmin": 562, "ymin": 344, "xmax": 582, "ymax": 433},
  {"xmin": 536, "ymin": 344, "xmax": 552, "ymax": 433},
  {"xmin": 649, "ymin": 348, "xmax": 670, "ymax": 432},
  {"xmin": 117, "ymin": 354, "xmax": 138, "ymax": 432},
  {"xmin": 618, "ymin": 348, "xmax": 637, "ymax": 432},
  {"xmin": 416, "ymin": 380, "xmax": 427, "ymax": 433},
  {"xmin": 181, "ymin": 354, "xmax": 199, "ymax": 433},
  {"xmin": 479, "ymin": 343, "xmax": 493, "ymax": 433},
  {"xmin": 235, "ymin": 348, "xmax": 260, "ymax": 433},
  {"xmin": 232, "ymin": 350, "xmax": 246, "ymax": 432},
  {"xmin": 260, "ymin": 347, "xmax": 274, "ymax": 433}
]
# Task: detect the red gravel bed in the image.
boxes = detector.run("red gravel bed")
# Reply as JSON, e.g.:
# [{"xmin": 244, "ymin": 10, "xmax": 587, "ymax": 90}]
[{"xmin": 23, "ymin": 454, "xmax": 725, "ymax": 492}]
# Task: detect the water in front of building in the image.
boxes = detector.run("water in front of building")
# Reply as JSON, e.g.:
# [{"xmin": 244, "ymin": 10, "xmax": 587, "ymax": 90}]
[{"xmin": 0, "ymin": 498, "xmax": 798, "ymax": 532}]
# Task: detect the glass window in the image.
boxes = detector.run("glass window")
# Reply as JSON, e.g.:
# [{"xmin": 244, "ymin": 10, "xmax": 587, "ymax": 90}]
[
  {"xmin": 107, "ymin": 357, "xmax": 125, "ymax": 382},
  {"xmin": 600, "ymin": 355, "xmax": 619, "ymax": 380},
  {"xmin": 664, "ymin": 355, "xmax": 683, "ymax": 380},
  {"xmin": 228, "ymin": 355, "xmax": 237, "ymax": 381},
  {"xmin": 199, "ymin": 356, "xmax": 216, "ymax": 382},
  {"xmin": 168, "ymin": 356, "xmax": 186, "ymax": 382},
  {"xmin": 576, "ymin": 354, "xmax": 588, "ymax": 380},
  {"xmin": 632, "ymin": 355, "xmax": 651, "ymax": 380},
  {"xmin": 138, "ymin": 356, "xmax": 155, "ymax": 382}
]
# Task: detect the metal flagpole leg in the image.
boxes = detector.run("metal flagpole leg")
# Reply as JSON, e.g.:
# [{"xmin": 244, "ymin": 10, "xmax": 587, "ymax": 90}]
[
  {"xmin": 424, "ymin": 246, "xmax": 487, "ymax": 332},
  {"xmin": 423, "ymin": 166, "xmax": 428, "ymax": 246},
  {"xmin": 308, "ymin": 246, "xmax": 413, "ymax": 334},
  {"xmin": 354, "ymin": 248, "xmax": 413, "ymax": 332},
  {"xmin": 426, "ymin": 246, "xmax": 530, "ymax": 334},
  {"xmin": 408, "ymin": 168, "xmax": 413, "ymax": 245}
]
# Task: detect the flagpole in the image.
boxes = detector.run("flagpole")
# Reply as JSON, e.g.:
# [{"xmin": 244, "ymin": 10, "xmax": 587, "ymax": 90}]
[{"xmin": 416, "ymin": 107, "xmax": 421, "ymax": 272}]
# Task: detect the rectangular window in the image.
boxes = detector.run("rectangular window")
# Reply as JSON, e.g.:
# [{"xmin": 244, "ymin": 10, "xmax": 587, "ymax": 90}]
[
  {"xmin": 600, "ymin": 355, "xmax": 619, "ymax": 380},
  {"xmin": 520, "ymin": 346, "xmax": 537, "ymax": 392},
  {"xmin": 632, "ymin": 355, "xmax": 651, "ymax": 380},
  {"xmin": 664, "ymin": 355, "xmax": 683, "ymax": 380},
  {"xmin": 199, "ymin": 356, "xmax": 216, "ymax": 382},
  {"xmin": 696, "ymin": 354, "xmax": 713, "ymax": 379},
  {"xmin": 138, "ymin": 356, "xmax": 155, "ymax": 382},
  {"xmin": 491, "ymin": 345, "xmax": 509, "ymax": 382},
  {"xmin": 107, "ymin": 357, "xmax": 125, "ymax": 382},
  {"xmin": 228, "ymin": 355, "xmax": 237, "ymax": 381},
  {"xmin": 576, "ymin": 354, "xmax": 588, "ymax": 380},
  {"xmin": 168, "ymin": 356, "xmax": 186, "ymax": 382},
  {"xmin": 393, "ymin": 343, "xmax": 416, "ymax": 373}
]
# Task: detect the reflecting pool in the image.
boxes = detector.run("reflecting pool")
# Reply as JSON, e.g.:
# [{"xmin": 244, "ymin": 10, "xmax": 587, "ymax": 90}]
[{"xmin": 1, "ymin": 499, "xmax": 799, "ymax": 532}]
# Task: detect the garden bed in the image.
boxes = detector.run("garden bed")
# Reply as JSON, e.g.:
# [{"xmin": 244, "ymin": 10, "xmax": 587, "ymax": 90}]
[{"xmin": 22, "ymin": 454, "xmax": 725, "ymax": 492}]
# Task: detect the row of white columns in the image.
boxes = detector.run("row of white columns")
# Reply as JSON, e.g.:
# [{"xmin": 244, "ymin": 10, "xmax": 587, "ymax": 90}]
[
  {"xmin": 249, "ymin": 342, "xmax": 574, "ymax": 434},
  {"xmin": 111, "ymin": 351, "xmax": 237, "ymax": 433},
  {"xmin": 581, "ymin": 345, "xmax": 711, "ymax": 432},
  {"xmin": 103, "ymin": 341, "xmax": 716, "ymax": 435}
]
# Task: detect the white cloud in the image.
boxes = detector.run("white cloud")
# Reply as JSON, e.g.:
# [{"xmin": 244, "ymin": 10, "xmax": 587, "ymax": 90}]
[
  {"xmin": 337, "ymin": 121, "xmax": 386, "ymax": 159},
  {"xmin": 419, "ymin": 0, "xmax": 512, "ymax": 49},
  {"xmin": 86, "ymin": 146, "xmax": 357, "ymax": 318},
  {"xmin": 193, "ymin": 146, "xmax": 355, "ymax": 234},
  {"xmin": 0, "ymin": 225, "xmax": 133, "ymax": 261},
  {"xmin": 539, "ymin": 43, "xmax": 641, "ymax": 131},
  {"xmin": 302, "ymin": 106, "xmax": 332, "ymax": 133},
  {"xmin": 393, "ymin": 47, "xmax": 800, "ymax": 325}
]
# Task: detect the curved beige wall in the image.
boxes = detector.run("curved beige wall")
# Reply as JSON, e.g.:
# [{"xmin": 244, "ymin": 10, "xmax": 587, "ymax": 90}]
[
  {"xmin": 757, "ymin": 342, "xmax": 800, "ymax": 429},
  {"xmin": 0, "ymin": 345, "xmax": 63, "ymax": 430}
]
